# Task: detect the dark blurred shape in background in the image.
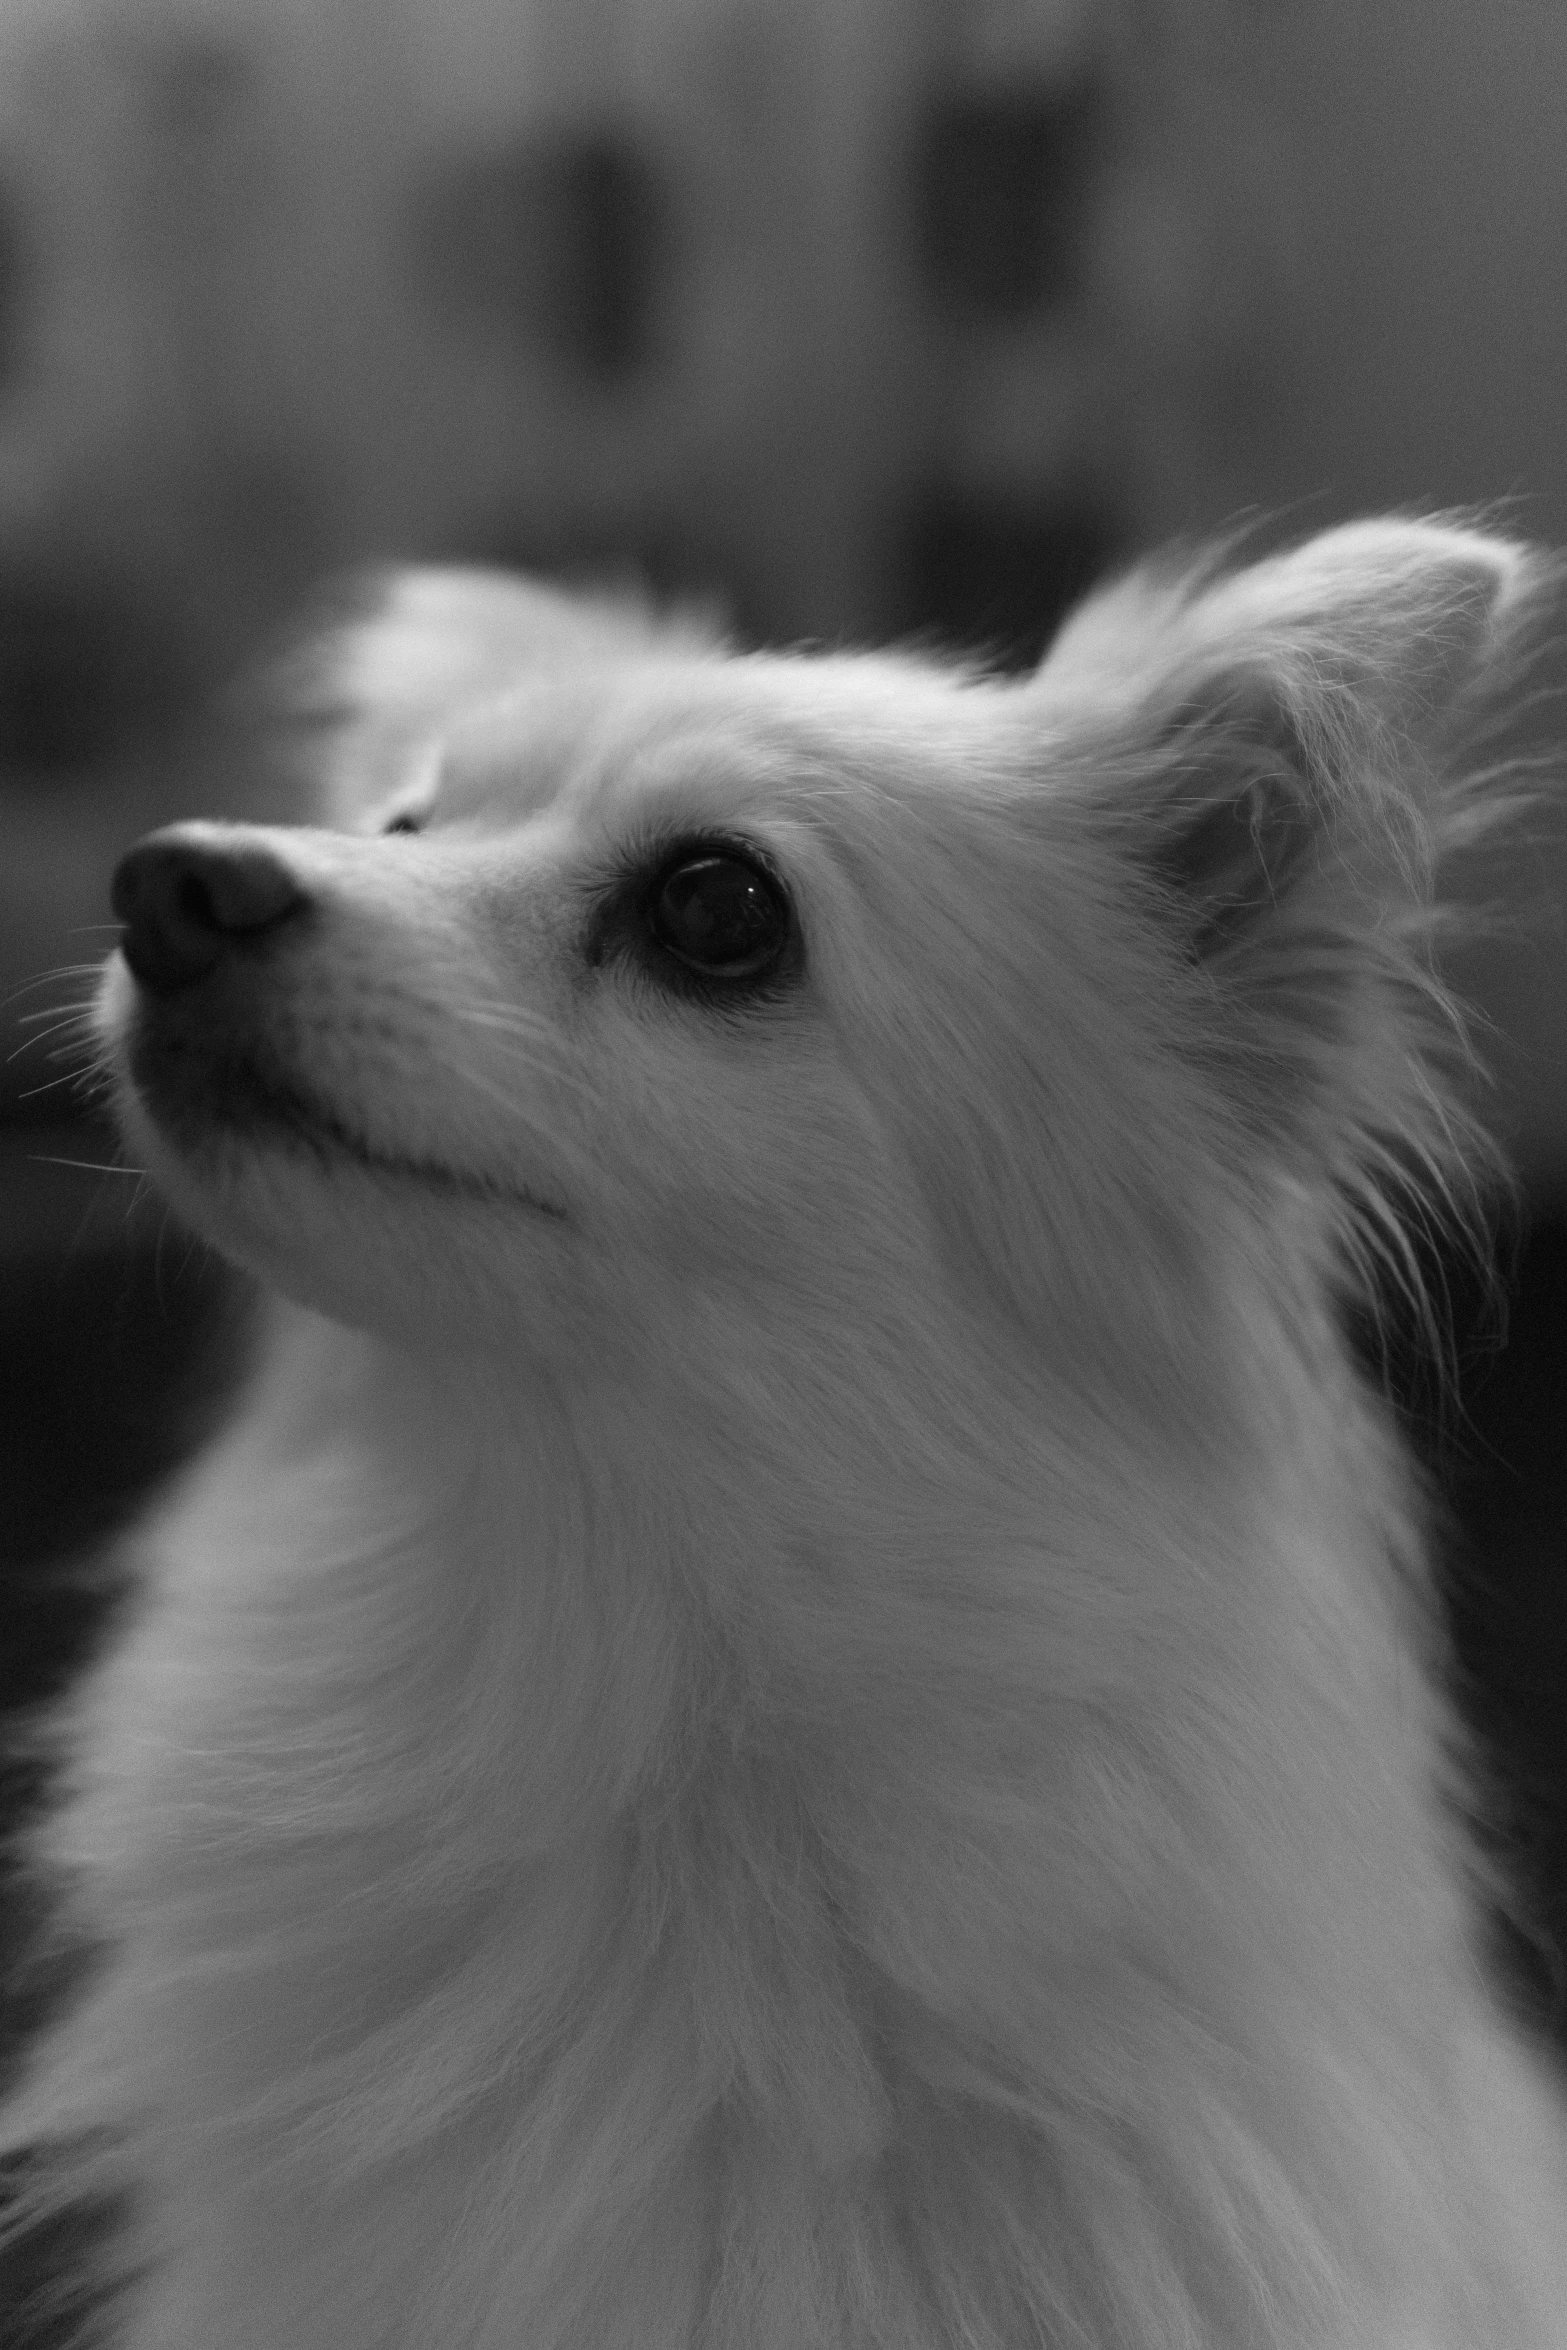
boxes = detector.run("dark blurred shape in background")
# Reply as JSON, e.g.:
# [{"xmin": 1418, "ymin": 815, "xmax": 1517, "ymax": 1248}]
[
  {"xmin": 901, "ymin": 495, "xmax": 1118, "ymax": 667},
  {"xmin": 1, "ymin": 0, "xmax": 1564, "ymax": 2060},
  {"xmin": 417, "ymin": 129, "xmax": 666, "ymax": 377},
  {"xmin": 916, "ymin": 82, "xmax": 1100, "ymax": 317}
]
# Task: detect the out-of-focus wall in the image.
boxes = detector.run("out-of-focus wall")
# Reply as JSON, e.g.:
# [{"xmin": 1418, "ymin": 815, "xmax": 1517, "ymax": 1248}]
[{"xmin": 1251, "ymin": 0, "xmax": 1567, "ymax": 547}]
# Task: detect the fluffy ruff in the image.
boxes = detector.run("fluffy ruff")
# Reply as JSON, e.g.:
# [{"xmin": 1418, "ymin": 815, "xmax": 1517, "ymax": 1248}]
[{"xmin": 3, "ymin": 519, "xmax": 1566, "ymax": 2346}]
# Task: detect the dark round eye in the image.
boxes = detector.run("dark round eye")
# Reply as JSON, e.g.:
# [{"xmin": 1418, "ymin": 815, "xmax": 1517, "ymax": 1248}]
[{"xmin": 647, "ymin": 850, "xmax": 791, "ymax": 980}]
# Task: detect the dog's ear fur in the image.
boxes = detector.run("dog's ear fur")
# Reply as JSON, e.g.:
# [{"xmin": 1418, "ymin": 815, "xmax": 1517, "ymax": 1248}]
[
  {"xmin": 1044, "ymin": 518, "xmax": 1546, "ymax": 1128},
  {"xmin": 1001, "ymin": 519, "xmax": 1556, "ymax": 1333},
  {"xmin": 1044, "ymin": 517, "xmax": 1542, "ymax": 914},
  {"xmin": 282, "ymin": 567, "xmax": 718, "ymax": 821}
]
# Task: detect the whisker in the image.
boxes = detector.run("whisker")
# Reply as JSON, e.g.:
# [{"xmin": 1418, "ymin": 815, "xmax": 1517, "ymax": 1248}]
[
  {"xmin": 449, "ymin": 1000, "xmax": 564, "ymax": 1043},
  {"xmin": 14, "ymin": 998, "xmax": 97, "ymax": 1028},
  {"xmin": 18, "ymin": 1069, "xmax": 102, "ymax": 1103},
  {"xmin": 445, "ymin": 1001, "xmax": 590, "ymax": 1100},
  {"xmin": 7, "ymin": 1012, "xmax": 98, "ymax": 1064},
  {"xmin": 2, "ymin": 964, "xmax": 105, "ymax": 1009},
  {"xmin": 9, "ymin": 1005, "xmax": 95, "ymax": 1043},
  {"xmin": 29, "ymin": 1155, "xmax": 145, "ymax": 1177}
]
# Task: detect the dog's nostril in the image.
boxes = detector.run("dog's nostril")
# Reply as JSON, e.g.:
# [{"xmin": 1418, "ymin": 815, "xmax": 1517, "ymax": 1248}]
[
  {"xmin": 112, "ymin": 824, "xmax": 308, "ymax": 994},
  {"xmin": 174, "ymin": 870, "xmax": 220, "ymax": 934}
]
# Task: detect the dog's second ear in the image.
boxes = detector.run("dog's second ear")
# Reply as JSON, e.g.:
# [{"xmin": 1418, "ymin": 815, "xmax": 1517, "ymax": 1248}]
[
  {"xmin": 280, "ymin": 567, "xmax": 718, "ymax": 822},
  {"xmin": 1042, "ymin": 518, "xmax": 1542, "ymax": 938},
  {"xmin": 1032, "ymin": 518, "xmax": 1551, "ymax": 1210}
]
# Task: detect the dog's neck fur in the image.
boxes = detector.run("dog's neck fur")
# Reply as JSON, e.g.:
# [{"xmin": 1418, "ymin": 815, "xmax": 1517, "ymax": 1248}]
[{"xmin": 81, "ymin": 1270, "xmax": 1498, "ymax": 2346}]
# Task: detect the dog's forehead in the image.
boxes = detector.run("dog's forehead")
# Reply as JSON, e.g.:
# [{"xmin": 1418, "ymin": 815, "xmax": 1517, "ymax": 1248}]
[
  {"xmin": 435, "ymin": 658, "xmax": 829, "ymax": 828},
  {"xmin": 434, "ymin": 671, "xmax": 633, "ymax": 814},
  {"xmin": 430, "ymin": 650, "xmax": 1025, "ymax": 868}
]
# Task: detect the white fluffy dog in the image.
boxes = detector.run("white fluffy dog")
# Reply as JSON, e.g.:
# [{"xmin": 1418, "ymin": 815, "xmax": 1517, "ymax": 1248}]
[{"xmin": 3, "ymin": 520, "xmax": 1566, "ymax": 2347}]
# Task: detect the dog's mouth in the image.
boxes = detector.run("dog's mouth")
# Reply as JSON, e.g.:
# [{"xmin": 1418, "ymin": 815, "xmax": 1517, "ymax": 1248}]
[{"xmin": 125, "ymin": 1030, "xmax": 568, "ymax": 1218}]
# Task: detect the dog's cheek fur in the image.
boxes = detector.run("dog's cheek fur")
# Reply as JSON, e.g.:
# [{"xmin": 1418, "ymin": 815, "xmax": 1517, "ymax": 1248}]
[{"xmin": 832, "ymin": 788, "xmax": 1243, "ymax": 1435}]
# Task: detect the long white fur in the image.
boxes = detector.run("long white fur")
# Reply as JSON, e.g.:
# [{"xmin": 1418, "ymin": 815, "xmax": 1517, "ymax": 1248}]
[{"xmin": 2, "ymin": 519, "xmax": 1565, "ymax": 2347}]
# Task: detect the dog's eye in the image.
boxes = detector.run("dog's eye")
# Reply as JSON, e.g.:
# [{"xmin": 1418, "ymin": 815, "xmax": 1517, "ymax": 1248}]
[
  {"xmin": 646, "ymin": 850, "xmax": 791, "ymax": 981},
  {"xmin": 382, "ymin": 811, "xmax": 424, "ymax": 836}
]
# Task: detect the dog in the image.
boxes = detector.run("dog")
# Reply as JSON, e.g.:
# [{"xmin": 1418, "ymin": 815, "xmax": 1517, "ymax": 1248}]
[{"xmin": 3, "ymin": 520, "xmax": 1565, "ymax": 2347}]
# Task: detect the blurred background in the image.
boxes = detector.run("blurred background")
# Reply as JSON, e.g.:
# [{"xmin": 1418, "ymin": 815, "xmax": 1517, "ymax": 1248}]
[{"xmin": 1, "ymin": 0, "xmax": 1565, "ymax": 2033}]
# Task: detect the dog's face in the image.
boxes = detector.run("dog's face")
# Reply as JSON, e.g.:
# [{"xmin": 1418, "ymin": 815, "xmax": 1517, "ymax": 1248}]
[
  {"xmin": 99, "ymin": 653, "xmax": 1044, "ymax": 1376},
  {"xmin": 98, "ymin": 527, "xmax": 1537, "ymax": 1416}
]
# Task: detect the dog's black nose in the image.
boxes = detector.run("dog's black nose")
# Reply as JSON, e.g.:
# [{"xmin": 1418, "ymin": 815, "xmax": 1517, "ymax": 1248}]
[{"xmin": 111, "ymin": 824, "xmax": 308, "ymax": 993}]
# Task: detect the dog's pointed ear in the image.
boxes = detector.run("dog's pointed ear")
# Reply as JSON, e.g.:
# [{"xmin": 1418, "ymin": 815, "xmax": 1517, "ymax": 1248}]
[
  {"xmin": 1042, "ymin": 519, "xmax": 1542, "ymax": 938},
  {"xmin": 277, "ymin": 567, "xmax": 721, "ymax": 822},
  {"xmin": 1032, "ymin": 519, "xmax": 1551, "ymax": 1198}
]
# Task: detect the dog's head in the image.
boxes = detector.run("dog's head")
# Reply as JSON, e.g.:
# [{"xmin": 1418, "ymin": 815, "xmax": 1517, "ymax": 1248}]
[{"xmin": 98, "ymin": 526, "xmax": 1545, "ymax": 1431}]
